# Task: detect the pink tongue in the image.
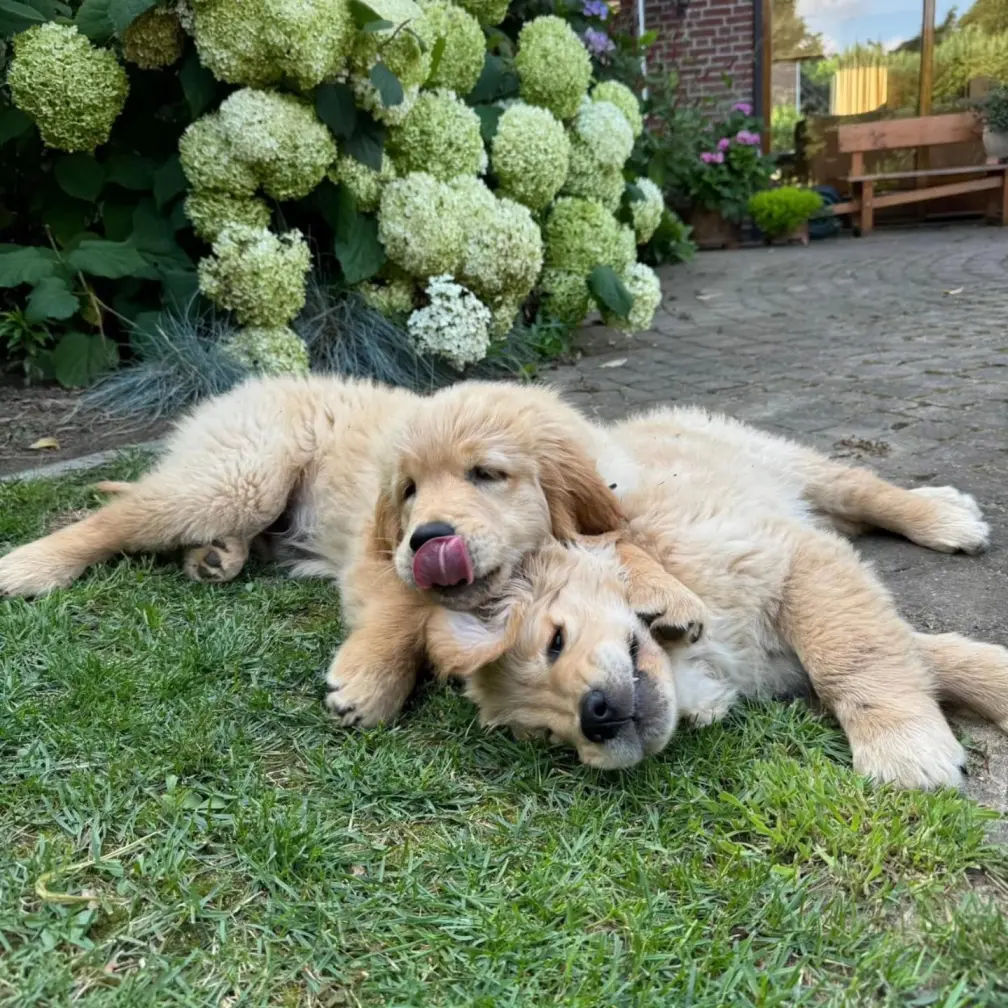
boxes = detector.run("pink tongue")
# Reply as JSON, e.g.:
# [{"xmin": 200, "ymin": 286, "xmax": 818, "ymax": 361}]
[{"xmin": 412, "ymin": 536, "xmax": 474, "ymax": 590}]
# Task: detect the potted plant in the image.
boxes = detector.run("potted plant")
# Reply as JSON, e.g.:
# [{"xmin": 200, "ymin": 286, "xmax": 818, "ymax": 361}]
[
  {"xmin": 664, "ymin": 103, "xmax": 776, "ymax": 249},
  {"xmin": 747, "ymin": 187, "xmax": 824, "ymax": 246},
  {"xmin": 978, "ymin": 84, "xmax": 1008, "ymax": 161}
]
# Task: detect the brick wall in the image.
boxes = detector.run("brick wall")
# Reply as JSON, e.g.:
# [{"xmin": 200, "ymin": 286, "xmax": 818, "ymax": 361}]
[{"xmin": 639, "ymin": 0, "xmax": 756, "ymax": 107}]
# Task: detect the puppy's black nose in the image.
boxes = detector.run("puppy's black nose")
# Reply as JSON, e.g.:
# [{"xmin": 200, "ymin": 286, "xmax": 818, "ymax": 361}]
[
  {"xmin": 579, "ymin": 689, "xmax": 631, "ymax": 743},
  {"xmin": 409, "ymin": 522, "xmax": 456, "ymax": 552}
]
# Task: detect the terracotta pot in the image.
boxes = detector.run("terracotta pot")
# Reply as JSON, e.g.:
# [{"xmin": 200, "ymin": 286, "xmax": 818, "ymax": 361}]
[
  {"xmin": 688, "ymin": 209, "xmax": 741, "ymax": 250},
  {"xmin": 983, "ymin": 125, "xmax": 1008, "ymax": 161},
  {"xmin": 762, "ymin": 221, "xmax": 810, "ymax": 246}
]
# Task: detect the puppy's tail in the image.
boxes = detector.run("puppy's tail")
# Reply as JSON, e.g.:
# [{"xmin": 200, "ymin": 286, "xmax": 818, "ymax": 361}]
[
  {"xmin": 94, "ymin": 480, "xmax": 134, "ymax": 495},
  {"xmin": 915, "ymin": 631, "xmax": 1008, "ymax": 733}
]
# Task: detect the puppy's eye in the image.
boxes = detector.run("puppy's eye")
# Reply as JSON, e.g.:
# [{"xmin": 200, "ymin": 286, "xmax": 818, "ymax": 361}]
[
  {"xmin": 547, "ymin": 626, "xmax": 565, "ymax": 662},
  {"xmin": 402, "ymin": 479, "xmax": 416, "ymax": 501},
  {"xmin": 467, "ymin": 466, "xmax": 506, "ymax": 485}
]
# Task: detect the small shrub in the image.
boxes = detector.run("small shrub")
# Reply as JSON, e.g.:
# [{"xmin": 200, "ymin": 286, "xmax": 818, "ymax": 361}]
[
  {"xmin": 748, "ymin": 187, "xmax": 824, "ymax": 239},
  {"xmin": 979, "ymin": 83, "xmax": 1008, "ymax": 134}
]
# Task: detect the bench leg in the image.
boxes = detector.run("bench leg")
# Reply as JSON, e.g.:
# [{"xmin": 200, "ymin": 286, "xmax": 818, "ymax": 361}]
[
  {"xmin": 859, "ymin": 181, "xmax": 874, "ymax": 236},
  {"xmin": 1001, "ymin": 172, "xmax": 1008, "ymax": 225}
]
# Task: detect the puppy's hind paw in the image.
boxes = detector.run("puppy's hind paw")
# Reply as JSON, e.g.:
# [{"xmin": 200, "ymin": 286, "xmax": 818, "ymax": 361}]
[
  {"xmin": 908, "ymin": 486, "xmax": 990, "ymax": 555},
  {"xmin": 182, "ymin": 537, "xmax": 249, "ymax": 584},
  {"xmin": 852, "ymin": 714, "xmax": 966, "ymax": 791}
]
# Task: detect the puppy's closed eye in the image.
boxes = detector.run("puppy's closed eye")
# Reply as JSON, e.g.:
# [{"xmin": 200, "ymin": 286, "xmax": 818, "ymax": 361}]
[{"xmin": 467, "ymin": 466, "xmax": 507, "ymax": 485}]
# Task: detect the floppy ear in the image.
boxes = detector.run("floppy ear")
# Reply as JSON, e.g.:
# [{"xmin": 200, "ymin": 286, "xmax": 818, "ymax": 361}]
[
  {"xmin": 368, "ymin": 484, "xmax": 401, "ymax": 557},
  {"xmin": 425, "ymin": 607, "xmax": 515, "ymax": 680},
  {"xmin": 539, "ymin": 441, "xmax": 625, "ymax": 540}
]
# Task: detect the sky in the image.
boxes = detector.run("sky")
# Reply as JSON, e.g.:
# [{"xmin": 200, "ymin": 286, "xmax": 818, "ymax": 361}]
[{"xmin": 796, "ymin": 0, "xmax": 977, "ymax": 54}]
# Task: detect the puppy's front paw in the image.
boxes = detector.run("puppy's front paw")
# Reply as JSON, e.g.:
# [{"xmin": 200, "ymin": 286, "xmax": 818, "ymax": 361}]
[
  {"xmin": 182, "ymin": 537, "xmax": 249, "ymax": 584},
  {"xmin": 323, "ymin": 642, "xmax": 413, "ymax": 729},
  {"xmin": 0, "ymin": 541, "xmax": 82, "ymax": 597},
  {"xmin": 632, "ymin": 582, "xmax": 708, "ymax": 649},
  {"xmin": 908, "ymin": 486, "xmax": 990, "ymax": 554},
  {"xmin": 851, "ymin": 712, "xmax": 966, "ymax": 790}
]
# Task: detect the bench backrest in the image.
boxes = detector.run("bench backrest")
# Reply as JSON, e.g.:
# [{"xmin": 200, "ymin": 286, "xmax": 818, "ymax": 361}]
[{"xmin": 837, "ymin": 112, "xmax": 980, "ymax": 154}]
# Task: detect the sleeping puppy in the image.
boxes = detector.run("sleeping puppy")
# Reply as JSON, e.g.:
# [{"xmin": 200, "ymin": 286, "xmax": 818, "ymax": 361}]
[{"xmin": 425, "ymin": 534, "xmax": 1008, "ymax": 788}]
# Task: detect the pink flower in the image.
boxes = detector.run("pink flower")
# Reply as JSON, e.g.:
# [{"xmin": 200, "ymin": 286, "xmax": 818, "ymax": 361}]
[
  {"xmin": 712, "ymin": 150, "xmax": 724, "ymax": 164},
  {"xmin": 735, "ymin": 129, "xmax": 761, "ymax": 146},
  {"xmin": 717, "ymin": 137, "xmax": 731, "ymax": 151},
  {"xmin": 732, "ymin": 102, "xmax": 753, "ymax": 115},
  {"xmin": 700, "ymin": 151, "xmax": 715, "ymax": 164}
]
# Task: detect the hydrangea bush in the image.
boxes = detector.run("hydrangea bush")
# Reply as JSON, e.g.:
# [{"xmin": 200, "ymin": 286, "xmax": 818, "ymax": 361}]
[{"xmin": 2, "ymin": 0, "xmax": 675, "ymax": 386}]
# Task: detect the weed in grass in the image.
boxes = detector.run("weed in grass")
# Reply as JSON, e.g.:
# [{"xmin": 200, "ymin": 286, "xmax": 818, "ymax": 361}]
[{"xmin": 0, "ymin": 462, "xmax": 1006, "ymax": 1006}]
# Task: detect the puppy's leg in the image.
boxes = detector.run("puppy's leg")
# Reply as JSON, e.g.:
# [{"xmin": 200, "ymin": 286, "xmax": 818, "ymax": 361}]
[
  {"xmin": 615, "ymin": 540, "xmax": 707, "ymax": 645},
  {"xmin": 799, "ymin": 458, "xmax": 989, "ymax": 554},
  {"xmin": 182, "ymin": 536, "xmax": 253, "ymax": 584},
  {"xmin": 915, "ymin": 632, "xmax": 1008, "ymax": 732},
  {"xmin": 324, "ymin": 557, "xmax": 428, "ymax": 728},
  {"xmin": 777, "ymin": 531, "xmax": 965, "ymax": 790},
  {"xmin": 0, "ymin": 455, "xmax": 296, "ymax": 596}
]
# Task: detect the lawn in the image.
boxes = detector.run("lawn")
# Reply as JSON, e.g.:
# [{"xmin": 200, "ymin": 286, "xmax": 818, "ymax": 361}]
[{"xmin": 1, "ymin": 459, "xmax": 1007, "ymax": 1007}]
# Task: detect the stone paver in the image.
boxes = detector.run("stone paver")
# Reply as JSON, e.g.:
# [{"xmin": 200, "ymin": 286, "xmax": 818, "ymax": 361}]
[{"xmin": 553, "ymin": 224, "xmax": 1008, "ymax": 818}]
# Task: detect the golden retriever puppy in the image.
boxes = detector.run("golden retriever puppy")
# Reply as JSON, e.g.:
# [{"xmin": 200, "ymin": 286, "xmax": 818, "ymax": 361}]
[
  {"xmin": 357, "ymin": 395, "xmax": 992, "ymax": 788},
  {"xmin": 0, "ymin": 375, "xmax": 622, "ymax": 725},
  {"xmin": 427, "ymin": 532, "xmax": 1008, "ymax": 788}
]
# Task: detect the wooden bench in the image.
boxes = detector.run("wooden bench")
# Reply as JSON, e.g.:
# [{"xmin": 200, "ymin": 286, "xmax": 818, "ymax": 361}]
[{"xmin": 830, "ymin": 112, "xmax": 1008, "ymax": 235}]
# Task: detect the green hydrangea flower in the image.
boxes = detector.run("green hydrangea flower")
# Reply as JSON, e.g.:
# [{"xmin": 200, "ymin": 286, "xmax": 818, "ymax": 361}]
[
  {"xmin": 179, "ymin": 113, "xmax": 260, "ymax": 196},
  {"xmin": 491, "ymin": 102, "xmax": 569, "ymax": 211},
  {"xmin": 356, "ymin": 275, "xmax": 417, "ymax": 317},
  {"xmin": 184, "ymin": 191, "xmax": 272, "ymax": 242},
  {"xmin": 601, "ymin": 261, "xmax": 661, "ymax": 332},
  {"xmin": 630, "ymin": 176, "xmax": 664, "ymax": 245},
  {"xmin": 458, "ymin": 195, "xmax": 542, "ymax": 326},
  {"xmin": 560, "ymin": 137, "xmax": 624, "ymax": 212},
  {"xmin": 224, "ymin": 326, "xmax": 311, "ymax": 375},
  {"xmin": 8, "ymin": 23, "xmax": 128, "ymax": 152},
  {"xmin": 389, "ymin": 89, "xmax": 486, "ymax": 180},
  {"xmin": 217, "ymin": 89, "xmax": 337, "ymax": 201},
  {"xmin": 446, "ymin": 174, "xmax": 497, "ymax": 218},
  {"xmin": 198, "ymin": 225, "xmax": 311, "ymax": 327},
  {"xmin": 543, "ymin": 197, "xmax": 635, "ymax": 276},
  {"xmin": 417, "ymin": 0, "xmax": 485, "ymax": 95},
  {"xmin": 194, "ymin": 0, "xmax": 353, "ymax": 90},
  {"xmin": 455, "ymin": 0, "xmax": 509, "ymax": 27},
  {"xmin": 378, "ymin": 172, "xmax": 465, "ymax": 277},
  {"xmin": 514, "ymin": 16, "xmax": 591, "ymax": 121},
  {"xmin": 592, "ymin": 80, "xmax": 643, "ymax": 138},
  {"xmin": 328, "ymin": 152, "xmax": 397, "ymax": 214},
  {"xmin": 573, "ymin": 98, "xmax": 633, "ymax": 169},
  {"xmin": 122, "ymin": 8, "xmax": 185, "ymax": 69},
  {"xmin": 539, "ymin": 267, "xmax": 593, "ymax": 325}
]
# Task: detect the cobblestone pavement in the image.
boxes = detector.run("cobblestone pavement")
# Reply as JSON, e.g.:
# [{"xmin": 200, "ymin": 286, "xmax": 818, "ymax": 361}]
[{"xmin": 553, "ymin": 224, "xmax": 1008, "ymax": 818}]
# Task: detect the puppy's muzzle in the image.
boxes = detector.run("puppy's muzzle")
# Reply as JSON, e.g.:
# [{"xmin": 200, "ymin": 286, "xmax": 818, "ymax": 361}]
[{"xmin": 579, "ymin": 689, "xmax": 632, "ymax": 743}]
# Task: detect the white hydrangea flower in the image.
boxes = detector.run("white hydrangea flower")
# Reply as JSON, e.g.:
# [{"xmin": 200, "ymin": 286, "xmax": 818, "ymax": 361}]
[
  {"xmin": 630, "ymin": 176, "xmax": 664, "ymax": 245},
  {"xmin": 572, "ymin": 97, "xmax": 634, "ymax": 169},
  {"xmin": 408, "ymin": 274, "xmax": 491, "ymax": 369},
  {"xmin": 603, "ymin": 261, "xmax": 662, "ymax": 333}
]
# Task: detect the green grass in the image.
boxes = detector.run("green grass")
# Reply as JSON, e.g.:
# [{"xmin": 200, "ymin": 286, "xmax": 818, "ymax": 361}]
[{"xmin": 1, "ymin": 460, "xmax": 1007, "ymax": 1007}]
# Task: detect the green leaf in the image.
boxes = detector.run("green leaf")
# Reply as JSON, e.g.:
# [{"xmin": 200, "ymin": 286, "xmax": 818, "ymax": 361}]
[
  {"xmin": 315, "ymin": 178, "xmax": 344, "ymax": 232},
  {"xmin": 334, "ymin": 214, "xmax": 386, "ymax": 286},
  {"xmin": 428, "ymin": 35, "xmax": 446, "ymax": 81},
  {"xmin": 343, "ymin": 113, "xmax": 386, "ymax": 171},
  {"xmin": 315, "ymin": 81, "xmax": 358, "ymax": 141},
  {"xmin": 41, "ymin": 188, "xmax": 96, "ymax": 246},
  {"xmin": 474, "ymin": 105, "xmax": 503, "ymax": 144},
  {"xmin": 74, "ymin": 0, "xmax": 114, "ymax": 41},
  {"xmin": 467, "ymin": 54, "xmax": 518, "ymax": 105},
  {"xmin": 624, "ymin": 182, "xmax": 644, "ymax": 204},
  {"xmin": 25, "ymin": 276, "xmax": 79, "ymax": 323},
  {"xmin": 107, "ymin": 0, "xmax": 156, "ymax": 31},
  {"xmin": 152, "ymin": 156, "xmax": 187, "ymax": 210},
  {"xmin": 0, "ymin": 107, "xmax": 33, "ymax": 146},
  {"xmin": 360, "ymin": 17, "xmax": 394, "ymax": 31},
  {"xmin": 369, "ymin": 62, "xmax": 403, "ymax": 107},
  {"xmin": 0, "ymin": 246, "xmax": 58, "ymax": 287},
  {"xmin": 30, "ymin": 0, "xmax": 73, "ymax": 16},
  {"xmin": 66, "ymin": 239, "xmax": 151, "ymax": 279},
  {"xmin": 102, "ymin": 197, "xmax": 136, "ymax": 242},
  {"xmin": 587, "ymin": 265, "xmax": 634, "ymax": 319},
  {"xmin": 179, "ymin": 49, "xmax": 217, "ymax": 119},
  {"xmin": 105, "ymin": 150, "xmax": 155, "ymax": 191},
  {"xmin": 54, "ymin": 154, "xmax": 105, "ymax": 203},
  {"xmin": 348, "ymin": 0, "xmax": 386, "ymax": 28},
  {"xmin": 53, "ymin": 331, "xmax": 118, "ymax": 388},
  {"xmin": 160, "ymin": 268, "xmax": 199, "ymax": 307},
  {"xmin": 0, "ymin": 0, "xmax": 46, "ymax": 34}
]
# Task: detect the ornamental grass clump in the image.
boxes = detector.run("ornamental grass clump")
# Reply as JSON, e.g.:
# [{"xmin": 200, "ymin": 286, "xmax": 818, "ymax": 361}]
[{"xmin": 747, "ymin": 187, "xmax": 823, "ymax": 239}]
